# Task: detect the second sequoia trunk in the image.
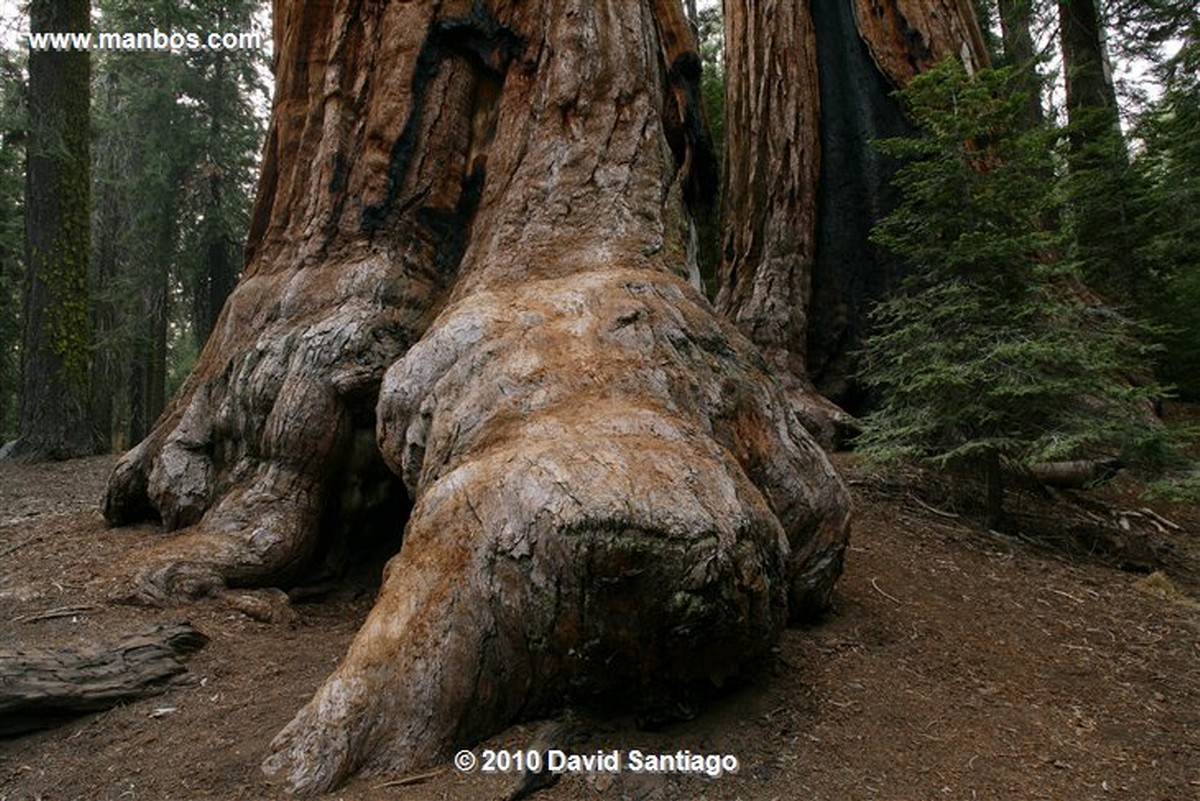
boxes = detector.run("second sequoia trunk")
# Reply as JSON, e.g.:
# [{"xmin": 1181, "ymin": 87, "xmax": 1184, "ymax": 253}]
[
  {"xmin": 718, "ymin": 0, "xmax": 988, "ymax": 410},
  {"xmin": 104, "ymin": 0, "xmax": 850, "ymax": 794}
]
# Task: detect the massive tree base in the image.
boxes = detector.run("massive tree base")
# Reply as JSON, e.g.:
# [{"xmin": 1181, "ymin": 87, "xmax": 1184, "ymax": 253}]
[
  {"xmin": 102, "ymin": 0, "xmax": 851, "ymax": 793},
  {"xmin": 109, "ymin": 265, "xmax": 850, "ymax": 795},
  {"xmin": 258, "ymin": 268, "xmax": 849, "ymax": 793}
]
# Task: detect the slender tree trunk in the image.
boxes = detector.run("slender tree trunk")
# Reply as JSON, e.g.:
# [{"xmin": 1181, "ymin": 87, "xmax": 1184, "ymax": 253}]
[
  {"xmin": 89, "ymin": 229, "xmax": 116, "ymax": 453},
  {"xmin": 998, "ymin": 0, "xmax": 1045, "ymax": 124},
  {"xmin": 105, "ymin": 1, "xmax": 851, "ymax": 793},
  {"xmin": 17, "ymin": 0, "xmax": 94, "ymax": 460},
  {"xmin": 89, "ymin": 73, "xmax": 126, "ymax": 454},
  {"xmin": 200, "ymin": 234, "xmax": 235, "ymax": 344},
  {"xmin": 128, "ymin": 198, "xmax": 173, "ymax": 444},
  {"xmin": 194, "ymin": 49, "xmax": 240, "ymax": 346},
  {"xmin": 1059, "ymin": 0, "xmax": 1120, "ymax": 127},
  {"xmin": 1057, "ymin": 0, "xmax": 1136, "ymax": 299},
  {"xmin": 984, "ymin": 448, "xmax": 1003, "ymax": 530},
  {"xmin": 126, "ymin": 248, "xmax": 169, "ymax": 444},
  {"xmin": 147, "ymin": 263, "xmax": 168, "ymax": 425}
]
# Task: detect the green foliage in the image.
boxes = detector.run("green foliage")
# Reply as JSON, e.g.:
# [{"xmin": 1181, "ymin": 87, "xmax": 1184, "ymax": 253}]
[
  {"xmin": 695, "ymin": 5, "xmax": 724, "ymax": 165},
  {"xmin": 1144, "ymin": 462, "xmax": 1200, "ymax": 504},
  {"xmin": 857, "ymin": 61, "xmax": 1169, "ymax": 484}
]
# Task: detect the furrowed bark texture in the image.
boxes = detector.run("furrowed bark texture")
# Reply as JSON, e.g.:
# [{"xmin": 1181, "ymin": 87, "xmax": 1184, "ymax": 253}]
[
  {"xmin": 852, "ymin": 0, "xmax": 988, "ymax": 84},
  {"xmin": 103, "ymin": 0, "xmax": 850, "ymax": 793},
  {"xmin": 103, "ymin": 0, "xmax": 477, "ymax": 597},
  {"xmin": 718, "ymin": 0, "xmax": 987, "ymax": 411},
  {"xmin": 715, "ymin": 0, "xmax": 851, "ymax": 445}
]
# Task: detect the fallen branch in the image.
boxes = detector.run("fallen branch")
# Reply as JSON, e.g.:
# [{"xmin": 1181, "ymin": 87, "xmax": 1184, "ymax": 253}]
[
  {"xmin": 372, "ymin": 767, "xmax": 447, "ymax": 790},
  {"xmin": 1137, "ymin": 507, "xmax": 1181, "ymax": 532},
  {"xmin": 1028, "ymin": 460, "xmax": 1122, "ymax": 489},
  {"xmin": 0, "ymin": 622, "xmax": 208, "ymax": 736},
  {"xmin": 1043, "ymin": 587, "xmax": 1084, "ymax": 604}
]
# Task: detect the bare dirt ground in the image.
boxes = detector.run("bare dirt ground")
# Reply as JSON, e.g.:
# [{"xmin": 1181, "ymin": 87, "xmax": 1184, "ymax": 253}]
[{"xmin": 1, "ymin": 440, "xmax": 1197, "ymax": 801}]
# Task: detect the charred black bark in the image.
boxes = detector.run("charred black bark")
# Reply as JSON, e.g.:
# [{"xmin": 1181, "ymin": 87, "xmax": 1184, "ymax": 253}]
[
  {"xmin": 664, "ymin": 51, "xmax": 720, "ymax": 215},
  {"xmin": 807, "ymin": 0, "xmax": 916, "ymax": 410}
]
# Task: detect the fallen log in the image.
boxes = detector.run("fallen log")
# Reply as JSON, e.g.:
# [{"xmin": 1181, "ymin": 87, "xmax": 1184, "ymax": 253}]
[
  {"xmin": 0, "ymin": 622, "xmax": 208, "ymax": 736},
  {"xmin": 1027, "ymin": 459, "xmax": 1123, "ymax": 489}
]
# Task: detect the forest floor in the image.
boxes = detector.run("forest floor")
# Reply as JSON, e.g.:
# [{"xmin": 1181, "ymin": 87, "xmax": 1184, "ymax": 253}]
[{"xmin": 1, "ymin": 414, "xmax": 1198, "ymax": 801}]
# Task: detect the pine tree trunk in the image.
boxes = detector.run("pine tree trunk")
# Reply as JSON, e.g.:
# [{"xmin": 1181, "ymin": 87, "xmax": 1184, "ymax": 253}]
[
  {"xmin": 195, "ymin": 51, "xmax": 241, "ymax": 345},
  {"xmin": 1058, "ymin": 0, "xmax": 1120, "ymax": 125},
  {"xmin": 1057, "ymin": 0, "xmax": 1136, "ymax": 299},
  {"xmin": 17, "ymin": 0, "xmax": 93, "ymax": 460},
  {"xmin": 89, "ymin": 74, "xmax": 125, "ymax": 454},
  {"xmin": 104, "ymin": 1, "xmax": 851, "ymax": 793},
  {"xmin": 998, "ymin": 0, "xmax": 1044, "ymax": 124}
]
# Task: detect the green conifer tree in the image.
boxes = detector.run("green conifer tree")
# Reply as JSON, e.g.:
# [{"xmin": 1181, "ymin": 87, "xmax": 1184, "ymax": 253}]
[
  {"xmin": 857, "ymin": 60, "xmax": 1168, "ymax": 526},
  {"xmin": 1135, "ymin": 16, "xmax": 1200, "ymax": 399}
]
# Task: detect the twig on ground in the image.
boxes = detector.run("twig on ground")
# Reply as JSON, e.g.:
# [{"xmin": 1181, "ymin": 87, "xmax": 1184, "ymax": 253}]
[
  {"xmin": 1043, "ymin": 587, "xmax": 1084, "ymax": 604},
  {"xmin": 13, "ymin": 605, "xmax": 102, "ymax": 624},
  {"xmin": 1137, "ymin": 507, "xmax": 1181, "ymax": 531},
  {"xmin": 907, "ymin": 493, "xmax": 960, "ymax": 520},
  {"xmin": 372, "ymin": 768, "xmax": 447, "ymax": 790},
  {"xmin": 0, "ymin": 535, "xmax": 42, "ymax": 559},
  {"xmin": 1121, "ymin": 509, "xmax": 1167, "ymax": 534},
  {"xmin": 870, "ymin": 577, "xmax": 903, "ymax": 605}
]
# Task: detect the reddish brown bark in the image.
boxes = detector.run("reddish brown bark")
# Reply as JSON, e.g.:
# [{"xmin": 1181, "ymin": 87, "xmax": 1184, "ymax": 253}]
[{"xmin": 853, "ymin": 0, "xmax": 989, "ymax": 84}]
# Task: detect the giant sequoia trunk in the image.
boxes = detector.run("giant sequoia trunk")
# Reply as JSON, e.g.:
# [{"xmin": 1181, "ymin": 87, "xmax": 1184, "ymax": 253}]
[
  {"xmin": 717, "ymin": 0, "xmax": 987, "ymax": 411},
  {"xmin": 104, "ymin": 0, "xmax": 850, "ymax": 793}
]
